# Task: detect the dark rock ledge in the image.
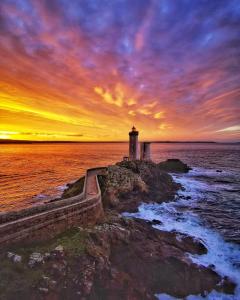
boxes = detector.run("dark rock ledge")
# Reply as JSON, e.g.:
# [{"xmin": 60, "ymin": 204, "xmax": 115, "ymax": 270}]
[{"xmin": 0, "ymin": 159, "xmax": 236, "ymax": 299}]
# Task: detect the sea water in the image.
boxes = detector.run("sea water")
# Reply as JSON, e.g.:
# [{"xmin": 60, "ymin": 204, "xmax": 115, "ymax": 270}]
[
  {"xmin": 0, "ymin": 142, "xmax": 239, "ymax": 299},
  {"xmin": 123, "ymin": 146, "xmax": 240, "ymax": 299}
]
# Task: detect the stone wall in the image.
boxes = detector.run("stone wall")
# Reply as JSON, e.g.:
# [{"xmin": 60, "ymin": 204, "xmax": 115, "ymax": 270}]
[{"xmin": 0, "ymin": 169, "xmax": 104, "ymax": 247}]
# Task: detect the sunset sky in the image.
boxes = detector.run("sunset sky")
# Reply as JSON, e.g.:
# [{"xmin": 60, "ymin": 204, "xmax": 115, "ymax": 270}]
[{"xmin": 0, "ymin": 0, "xmax": 239, "ymax": 142}]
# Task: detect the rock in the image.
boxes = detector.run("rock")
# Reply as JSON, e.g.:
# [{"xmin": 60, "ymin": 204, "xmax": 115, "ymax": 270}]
[
  {"xmin": 38, "ymin": 287, "xmax": 49, "ymax": 294},
  {"xmin": 42, "ymin": 275, "xmax": 50, "ymax": 282},
  {"xmin": 43, "ymin": 252, "xmax": 51, "ymax": 260},
  {"xmin": 61, "ymin": 176, "xmax": 85, "ymax": 199},
  {"xmin": 101, "ymin": 160, "xmax": 181, "ymax": 212},
  {"xmin": 216, "ymin": 276, "xmax": 237, "ymax": 294},
  {"xmin": 13, "ymin": 254, "xmax": 22, "ymax": 263},
  {"xmin": 7, "ymin": 252, "xmax": 14, "ymax": 259},
  {"xmin": 82, "ymin": 215, "xmax": 228, "ymax": 299},
  {"xmin": 158, "ymin": 159, "xmax": 191, "ymax": 173},
  {"xmin": 49, "ymin": 280, "xmax": 57, "ymax": 289},
  {"xmin": 98, "ymin": 164, "xmax": 147, "ymax": 209},
  {"xmin": 208, "ymin": 264, "xmax": 215, "ymax": 269},
  {"xmin": 7, "ymin": 252, "xmax": 22, "ymax": 263},
  {"xmin": 3, "ymin": 212, "xmax": 236, "ymax": 299},
  {"xmin": 28, "ymin": 252, "xmax": 44, "ymax": 268},
  {"xmin": 4, "ymin": 158, "xmax": 234, "ymax": 299},
  {"xmin": 55, "ymin": 245, "xmax": 64, "ymax": 252},
  {"xmin": 148, "ymin": 219, "xmax": 163, "ymax": 226}
]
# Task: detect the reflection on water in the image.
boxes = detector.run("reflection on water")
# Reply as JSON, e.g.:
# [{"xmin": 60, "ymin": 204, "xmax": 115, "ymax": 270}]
[{"xmin": 0, "ymin": 142, "xmax": 239, "ymax": 213}]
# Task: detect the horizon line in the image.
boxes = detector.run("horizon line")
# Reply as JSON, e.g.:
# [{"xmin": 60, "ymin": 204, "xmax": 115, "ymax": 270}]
[{"xmin": 0, "ymin": 139, "xmax": 239, "ymax": 144}]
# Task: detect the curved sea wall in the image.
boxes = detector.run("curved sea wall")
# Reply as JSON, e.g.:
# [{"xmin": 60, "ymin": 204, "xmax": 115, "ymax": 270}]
[{"xmin": 0, "ymin": 168, "xmax": 105, "ymax": 246}]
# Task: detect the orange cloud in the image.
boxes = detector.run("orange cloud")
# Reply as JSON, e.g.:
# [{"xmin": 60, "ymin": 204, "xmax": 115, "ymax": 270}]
[{"xmin": 0, "ymin": 1, "xmax": 239, "ymax": 142}]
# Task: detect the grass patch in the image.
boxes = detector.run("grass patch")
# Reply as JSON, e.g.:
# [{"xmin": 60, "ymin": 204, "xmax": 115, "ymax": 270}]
[
  {"xmin": 6, "ymin": 227, "xmax": 88, "ymax": 259},
  {"xmin": 0, "ymin": 258, "xmax": 43, "ymax": 299},
  {"xmin": 61, "ymin": 176, "xmax": 85, "ymax": 199},
  {"xmin": 53, "ymin": 227, "xmax": 88, "ymax": 256},
  {"xmin": 0, "ymin": 227, "xmax": 89, "ymax": 299}
]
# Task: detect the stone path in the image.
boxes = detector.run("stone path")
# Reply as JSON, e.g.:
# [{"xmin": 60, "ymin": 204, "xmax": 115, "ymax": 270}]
[
  {"xmin": 85, "ymin": 170, "xmax": 99, "ymax": 197},
  {"xmin": 0, "ymin": 167, "xmax": 106, "ymax": 246}
]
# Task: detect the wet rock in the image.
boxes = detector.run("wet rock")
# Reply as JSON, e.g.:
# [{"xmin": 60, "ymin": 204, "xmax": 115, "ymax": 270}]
[
  {"xmin": 147, "ymin": 219, "xmax": 163, "ymax": 226},
  {"xmin": 208, "ymin": 264, "xmax": 215, "ymax": 269},
  {"xmin": 83, "ymin": 215, "xmax": 225, "ymax": 299},
  {"xmin": 158, "ymin": 159, "xmax": 191, "ymax": 173},
  {"xmin": 233, "ymin": 261, "xmax": 240, "ymax": 268},
  {"xmin": 216, "ymin": 276, "xmax": 237, "ymax": 294}
]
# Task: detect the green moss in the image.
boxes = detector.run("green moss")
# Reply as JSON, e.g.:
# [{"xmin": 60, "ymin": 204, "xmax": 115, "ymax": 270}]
[
  {"xmin": 97, "ymin": 174, "xmax": 107, "ymax": 194},
  {"xmin": 8, "ymin": 227, "xmax": 88, "ymax": 259},
  {"xmin": 61, "ymin": 176, "xmax": 85, "ymax": 199},
  {"xmin": 0, "ymin": 258, "xmax": 43, "ymax": 299},
  {"xmin": 54, "ymin": 227, "xmax": 88, "ymax": 255},
  {"xmin": 0, "ymin": 227, "xmax": 89, "ymax": 299}
]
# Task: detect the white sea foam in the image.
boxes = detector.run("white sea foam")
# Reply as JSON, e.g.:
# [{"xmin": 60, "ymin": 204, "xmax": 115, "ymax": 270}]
[
  {"xmin": 57, "ymin": 184, "xmax": 67, "ymax": 192},
  {"xmin": 34, "ymin": 193, "xmax": 47, "ymax": 200},
  {"xmin": 124, "ymin": 168, "xmax": 240, "ymax": 300},
  {"xmin": 156, "ymin": 294, "xmax": 180, "ymax": 300}
]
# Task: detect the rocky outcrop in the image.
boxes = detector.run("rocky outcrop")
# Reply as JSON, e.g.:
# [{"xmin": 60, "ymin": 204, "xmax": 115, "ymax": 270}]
[
  {"xmin": 1, "ymin": 159, "xmax": 233, "ymax": 299},
  {"xmin": 98, "ymin": 160, "xmax": 181, "ymax": 212},
  {"xmin": 59, "ymin": 159, "xmax": 188, "ymax": 213},
  {"xmin": 158, "ymin": 158, "xmax": 191, "ymax": 173},
  {"xmin": 98, "ymin": 165, "xmax": 147, "ymax": 210},
  {"xmin": 1, "ymin": 212, "xmax": 235, "ymax": 300},
  {"xmin": 61, "ymin": 176, "xmax": 85, "ymax": 199}
]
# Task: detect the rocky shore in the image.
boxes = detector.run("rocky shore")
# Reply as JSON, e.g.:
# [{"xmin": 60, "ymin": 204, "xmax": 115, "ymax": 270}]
[{"xmin": 0, "ymin": 159, "xmax": 236, "ymax": 299}]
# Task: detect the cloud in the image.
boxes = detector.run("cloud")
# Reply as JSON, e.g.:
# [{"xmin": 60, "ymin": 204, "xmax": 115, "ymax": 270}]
[
  {"xmin": 154, "ymin": 112, "xmax": 165, "ymax": 119},
  {"xmin": 217, "ymin": 125, "xmax": 240, "ymax": 132},
  {"xmin": 0, "ymin": 0, "xmax": 240, "ymax": 141}
]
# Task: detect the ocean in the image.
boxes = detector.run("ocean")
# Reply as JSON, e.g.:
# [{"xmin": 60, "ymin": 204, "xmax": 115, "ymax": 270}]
[{"xmin": 0, "ymin": 142, "xmax": 239, "ymax": 299}]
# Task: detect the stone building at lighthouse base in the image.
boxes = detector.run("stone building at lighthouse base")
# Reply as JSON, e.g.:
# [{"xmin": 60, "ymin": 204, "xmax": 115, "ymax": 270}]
[{"xmin": 124, "ymin": 126, "xmax": 151, "ymax": 161}]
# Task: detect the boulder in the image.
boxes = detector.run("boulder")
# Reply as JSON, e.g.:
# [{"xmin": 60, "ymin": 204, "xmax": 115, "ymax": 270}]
[
  {"xmin": 7, "ymin": 252, "xmax": 22, "ymax": 263},
  {"xmin": 28, "ymin": 252, "xmax": 44, "ymax": 268},
  {"xmin": 158, "ymin": 159, "xmax": 191, "ymax": 173},
  {"xmin": 147, "ymin": 219, "xmax": 163, "ymax": 226},
  {"xmin": 110, "ymin": 160, "xmax": 181, "ymax": 211},
  {"xmin": 55, "ymin": 245, "xmax": 64, "ymax": 252},
  {"xmin": 98, "ymin": 165, "xmax": 147, "ymax": 209}
]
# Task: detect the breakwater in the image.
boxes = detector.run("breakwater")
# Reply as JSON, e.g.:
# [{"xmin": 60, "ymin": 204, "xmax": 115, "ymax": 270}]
[{"xmin": 0, "ymin": 168, "xmax": 106, "ymax": 246}]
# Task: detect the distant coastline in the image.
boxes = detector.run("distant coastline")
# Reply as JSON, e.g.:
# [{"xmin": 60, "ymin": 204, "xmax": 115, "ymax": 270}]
[{"xmin": 0, "ymin": 139, "xmax": 239, "ymax": 144}]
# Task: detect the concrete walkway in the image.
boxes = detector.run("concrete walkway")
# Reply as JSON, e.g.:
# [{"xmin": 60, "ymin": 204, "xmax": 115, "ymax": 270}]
[
  {"xmin": 85, "ymin": 170, "xmax": 99, "ymax": 197},
  {"xmin": 0, "ymin": 167, "xmax": 106, "ymax": 246}
]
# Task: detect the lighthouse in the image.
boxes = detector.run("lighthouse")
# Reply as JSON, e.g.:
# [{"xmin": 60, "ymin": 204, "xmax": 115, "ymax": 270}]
[
  {"xmin": 140, "ymin": 142, "xmax": 151, "ymax": 161},
  {"xmin": 129, "ymin": 126, "xmax": 139, "ymax": 160}
]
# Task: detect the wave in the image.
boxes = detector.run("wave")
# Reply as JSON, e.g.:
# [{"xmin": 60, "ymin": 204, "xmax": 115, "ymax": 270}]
[{"xmin": 124, "ymin": 167, "xmax": 240, "ymax": 299}]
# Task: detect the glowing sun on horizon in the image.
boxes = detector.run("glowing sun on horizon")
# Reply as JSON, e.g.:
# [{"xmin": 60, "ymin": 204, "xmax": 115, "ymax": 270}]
[{"xmin": 0, "ymin": 134, "xmax": 10, "ymax": 139}]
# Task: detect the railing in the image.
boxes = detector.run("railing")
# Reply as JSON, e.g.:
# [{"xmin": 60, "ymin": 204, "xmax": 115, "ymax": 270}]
[{"xmin": 0, "ymin": 176, "xmax": 87, "ymax": 225}]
